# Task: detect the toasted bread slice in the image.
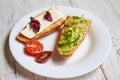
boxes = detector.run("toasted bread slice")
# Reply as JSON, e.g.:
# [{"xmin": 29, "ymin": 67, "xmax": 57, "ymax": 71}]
[
  {"xmin": 32, "ymin": 18, "xmax": 64, "ymax": 39},
  {"xmin": 16, "ymin": 7, "xmax": 64, "ymax": 43},
  {"xmin": 56, "ymin": 16, "xmax": 91, "ymax": 57}
]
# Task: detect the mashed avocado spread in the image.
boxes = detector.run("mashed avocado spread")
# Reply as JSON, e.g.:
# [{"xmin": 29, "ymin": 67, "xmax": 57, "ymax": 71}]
[{"xmin": 58, "ymin": 16, "xmax": 89, "ymax": 54}]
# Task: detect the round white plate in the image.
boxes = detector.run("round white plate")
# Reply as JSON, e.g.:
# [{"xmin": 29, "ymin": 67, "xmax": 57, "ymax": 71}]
[{"xmin": 9, "ymin": 6, "xmax": 111, "ymax": 78}]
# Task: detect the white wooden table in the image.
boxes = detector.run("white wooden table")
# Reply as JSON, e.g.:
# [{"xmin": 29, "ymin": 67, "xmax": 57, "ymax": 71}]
[{"xmin": 0, "ymin": 0, "xmax": 120, "ymax": 80}]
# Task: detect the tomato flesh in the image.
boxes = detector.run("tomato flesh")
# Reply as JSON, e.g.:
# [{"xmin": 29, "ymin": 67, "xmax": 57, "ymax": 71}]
[
  {"xmin": 25, "ymin": 40, "xmax": 43, "ymax": 56},
  {"xmin": 35, "ymin": 51, "xmax": 53, "ymax": 63}
]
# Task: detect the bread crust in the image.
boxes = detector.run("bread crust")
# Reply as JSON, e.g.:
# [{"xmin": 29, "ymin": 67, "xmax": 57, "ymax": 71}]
[
  {"xmin": 16, "ymin": 12, "xmax": 64, "ymax": 43},
  {"xmin": 56, "ymin": 16, "xmax": 91, "ymax": 58},
  {"xmin": 32, "ymin": 18, "xmax": 64, "ymax": 39}
]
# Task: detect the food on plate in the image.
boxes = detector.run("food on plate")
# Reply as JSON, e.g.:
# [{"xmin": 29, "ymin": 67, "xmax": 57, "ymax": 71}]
[
  {"xmin": 16, "ymin": 7, "xmax": 65, "ymax": 43},
  {"xmin": 56, "ymin": 16, "xmax": 91, "ymax": 57},
  {"xmin": 24, "ymin": 40, "xmax": 53, "ymax": 63},
  {"xmin": 15, "ymin": 7, "xmax": 92, "ymax": 63},
  {"xmin": 35, "ymin": 51, "xmax": 53, "ymax": 63},
  {"xmin": 24, "ymin": 39, "xmax": 43, "ymax": 56}
]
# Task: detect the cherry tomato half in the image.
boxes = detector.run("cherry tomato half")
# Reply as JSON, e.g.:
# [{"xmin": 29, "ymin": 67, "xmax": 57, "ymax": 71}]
[
  {"xmin": 24, "ymin": 39, "xmax": 43, "ymax": 56},
  {"xmin": 35, "ymin": 51, "xmax": 53, "ymax": 63}
]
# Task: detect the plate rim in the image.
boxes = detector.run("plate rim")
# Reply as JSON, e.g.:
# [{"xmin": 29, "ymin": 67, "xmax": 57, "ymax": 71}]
[{"xmin": 9, "ymin": 6, "xmax": 112, "ymax": 78}]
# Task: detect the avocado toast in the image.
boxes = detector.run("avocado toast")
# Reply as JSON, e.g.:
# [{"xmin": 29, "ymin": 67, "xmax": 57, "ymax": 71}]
[{"xmin": 56, "ymin": 16, "xmax": 91, "ymax": 57}]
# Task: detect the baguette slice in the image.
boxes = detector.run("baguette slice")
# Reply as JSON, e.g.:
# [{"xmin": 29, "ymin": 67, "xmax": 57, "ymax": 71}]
[
  {"xmin": 56, "ymin": 16, "xmax": 91, "ymax": 57},
  {"xmin": 16, "ymin": 7, "xmax": 64, "ymax": 43}
]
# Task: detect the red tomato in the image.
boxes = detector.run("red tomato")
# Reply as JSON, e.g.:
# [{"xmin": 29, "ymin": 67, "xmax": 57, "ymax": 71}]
[
  {"xmin": 25, "ymin": 39, "xmax": 43, "ymax": 56},
  {"xmin": 35, "ymin": 51, "xmax": 53, "ymax": 63}
]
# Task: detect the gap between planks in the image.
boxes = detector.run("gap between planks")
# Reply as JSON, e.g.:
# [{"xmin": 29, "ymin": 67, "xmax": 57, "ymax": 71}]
[{"xmin": 100, "ymin": 65, "xmax": 108, "ymax": 80}]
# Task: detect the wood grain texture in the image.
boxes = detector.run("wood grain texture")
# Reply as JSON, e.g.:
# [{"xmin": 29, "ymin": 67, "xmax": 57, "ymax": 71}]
[{"xmin": 0, "ymin": 0, "xmax": 120, "ymax": 80}]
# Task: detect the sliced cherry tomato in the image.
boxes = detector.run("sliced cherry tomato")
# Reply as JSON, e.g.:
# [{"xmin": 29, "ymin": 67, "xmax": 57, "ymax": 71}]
[
  {"xmin": 24, "ymin": 39, "xmax": 43, "ymax": 56},
  {"xmin": 35, "ymin": 51, "xmax": 53, "ymax": 63}
]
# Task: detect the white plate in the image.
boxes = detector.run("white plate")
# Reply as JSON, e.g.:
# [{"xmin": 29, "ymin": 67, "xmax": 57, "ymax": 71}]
[{"xmin": 9, "ymin": 6, "xmax": 111, "ymax": 78}]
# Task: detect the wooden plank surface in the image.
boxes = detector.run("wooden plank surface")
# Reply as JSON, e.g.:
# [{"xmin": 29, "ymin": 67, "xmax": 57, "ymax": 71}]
[{"xmin": 0, "ymin": 0, "xmax": 120, "ymax": 80}]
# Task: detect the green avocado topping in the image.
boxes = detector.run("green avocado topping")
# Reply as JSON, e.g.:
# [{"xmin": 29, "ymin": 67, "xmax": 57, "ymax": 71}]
[{"xmin": 58, "ymin": 16, "xmax": 89, "ymax": 54}]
